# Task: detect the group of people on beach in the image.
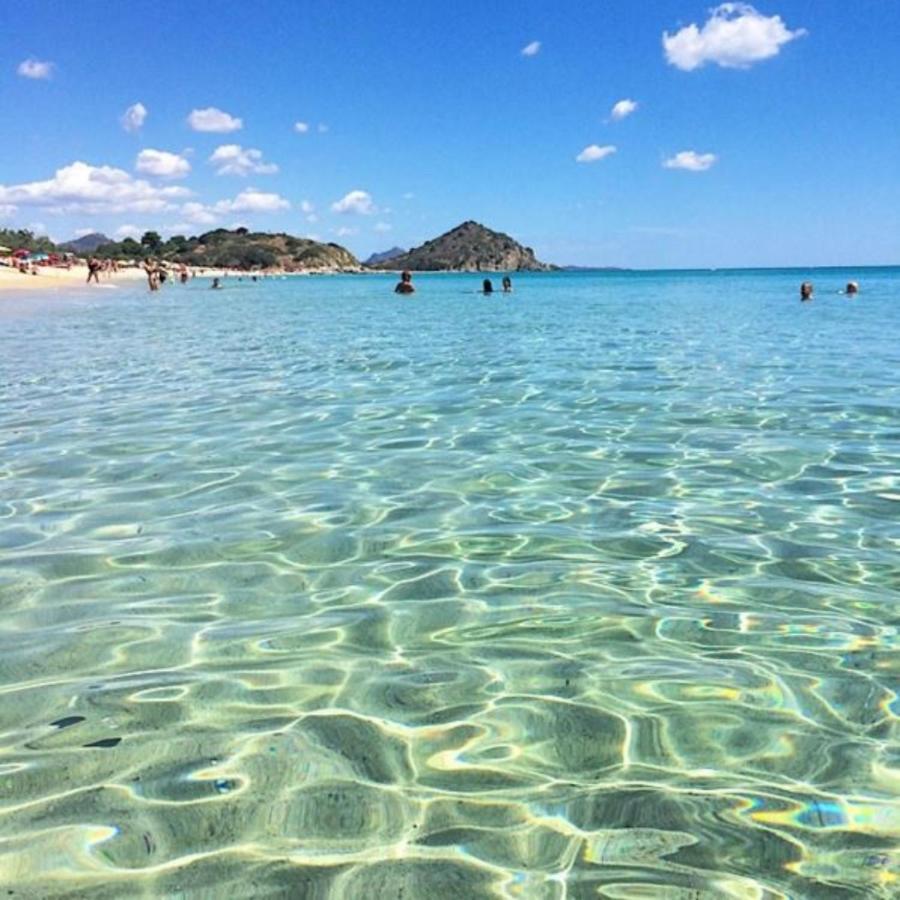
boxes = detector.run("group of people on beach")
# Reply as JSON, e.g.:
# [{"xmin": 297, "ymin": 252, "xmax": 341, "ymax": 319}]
[
  {"xmin": 800, "ymin": 280, "xmax": 859, "ymax": 301},
  {"xmin": 394, "ymin": 271, "xmax": 514, "ymax": 295},
  {"xmin": 141, "ymin": 259, "xmax": 191, "ymax": 291}
]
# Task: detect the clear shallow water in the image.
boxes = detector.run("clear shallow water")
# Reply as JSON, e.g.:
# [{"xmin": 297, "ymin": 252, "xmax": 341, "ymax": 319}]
[{"xmin": 0, "ymin": 269, "xmax": 898, "ymax": 898}]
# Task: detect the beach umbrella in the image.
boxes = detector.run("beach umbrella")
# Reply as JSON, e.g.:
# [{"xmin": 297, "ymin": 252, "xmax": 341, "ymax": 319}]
[{"xmin": 0, "ymin": 245, "xmax": 11, "ymax": 253}]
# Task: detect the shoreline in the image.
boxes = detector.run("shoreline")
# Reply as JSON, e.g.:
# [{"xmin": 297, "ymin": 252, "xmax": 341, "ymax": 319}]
[
  {"xmin": 0, "ymin": 264, "xmax": 373, "ymax": 295},
  {"xmin": 2, "ymin": 262, "xmax": 889, "ymax": 296},
  {"xmin": 0, "ymin": 264, "xmax": 147, "ymax": 294}
]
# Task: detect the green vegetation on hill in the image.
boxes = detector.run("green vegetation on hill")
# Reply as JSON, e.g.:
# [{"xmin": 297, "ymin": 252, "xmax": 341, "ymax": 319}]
[
  {"xmin": 368, "ymin": 221, "xmax": 552, "ymax": 272},
  {"xmin": 93, "ymin": 229, "xmax": 360, "ymax": 271},
  {"xmin": 0, "ymin": 229, "xmax": 57, "ymax": 254}
]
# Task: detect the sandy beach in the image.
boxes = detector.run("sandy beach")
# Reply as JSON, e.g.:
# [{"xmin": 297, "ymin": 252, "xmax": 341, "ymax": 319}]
[{"xmin": 0, "ymin": 263, "xmax": 147, "ymax": 293}]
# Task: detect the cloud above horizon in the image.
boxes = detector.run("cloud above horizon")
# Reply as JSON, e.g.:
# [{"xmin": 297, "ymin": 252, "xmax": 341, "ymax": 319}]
[
  {"xmin": 610, "ymin": 99, "xmax": 638, "ymax": 121},
  {"xmin": 331, "ymin": 190, "xmax": 376, "ymax": 215},
  {"xmin": 135, "ymin": 149, "xmax": 191, "ymax": 179},
  {"xmin": 187, "ymin": 107, "xmax": 243, "ymax": 133},
  {"xmin": 178, "ymin": 189, "xmax": 290, "ymax": 225},
  {"xmin": 0, "ymin": 161, "xmax": 190, "ymax": 215},
  {"xmin": 294, "ymin": 121, "xmax": 309, "ymax": 133},
  {"xmin": 115, "ymin": 224, "xmax": 142, "ymax": 240},
  {"xmin": 121, "ymin": 102, "xmax": 147, "ymax": 132},
  {"xmin": 664, "ymin": 4, "xmax": 805, "ymax": 71},
  {"xmin": 521, "ymin": 40, "xmax": 541, "ymax": 57},
  {"xmin": 17, "ymin": 58, "xmax": 53, "ymax": 79},
  {"xmin": 224, "ymin": 188, "xmax": 290, "ymax": 213},
  {"xmin": 181, "ymin": 202, "xmax": 218, "ymax": 225},
  {"xmin": 209, "ymin": 144, "xmax": 278, "ymax": 176},
  {"xmin": 576, "ymin": 144, "xmax": 617, "ymax": 163},
  {"xmin": 663, "ymin": 150, "xmax": 718, "ymax": 171}
]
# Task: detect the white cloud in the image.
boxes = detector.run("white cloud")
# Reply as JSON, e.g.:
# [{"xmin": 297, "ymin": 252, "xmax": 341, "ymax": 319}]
[
  {"xmin": 576, "ymin": 144, "xmax": 617, "ymax": 163},
  {"xmin": 374, "ymin": 222, "xmax": 392, "ymax": 233},
  {"xmin": 181, "ymin": 201, "xmax": 219, "ymax": 225},
  {"xmin": 121, "ymin": 102, "xmax": 147, "ymax": 132},
  {"xmin": 521, "ymin": 40, "xmax": 541, "ymax": 57},
  {"xmin": 28, "ymin": 222, "xmax": 47, "ymax": 235},
  {"xmin": 187, "ymin": 107, "xmax": 243, "ymax": 132},
  {"xmin": 663, "ymin": 150, "xmax": 718, "ymax": 171},
  {"xmin": 0, "ymin": 204, "xmax": 17, "ymax": 218},
  {"xmin": 294, "ymin": 121, "xmax": 309, "ymax": 133},
  {"xmin": 221, "ymin": 188, "xmax": 290, "ymax": 213},
  {"xmin": 317, "ymin": 123, "xmax": 329, "ymax": 133},
  {"xmin": 300, "ymin": 200, "xmax": 318, "ymax": 223},
  {"xmin": 663, "ymin": 3, "xmax": 806, "ymax": 71},
  {"xmin": 115, "ymin": 224, "xmax": 142, "ymax": 240},
  {"xmin": 135, "ymin": 149, "xmax": 191, "ymax": 179},
  {"xmin": 334, "ymin": 226, "xmax": 358, "ymax": 237},
  {"xmin": 176, "ymin": 189, "xmax": 290, "ymax": 225},
  {"xmin": 209, "ymin": 144, "xmax": 278, "ymax": 176},
  {"xmin": 0, "ymin": 161, "xmax": 190, "ymax": 215},
  {"xmin": 610, "ymin": 99, "xmax": 638, "ymax": 121},
  {"xmin": 17, "ymin": 58, "xmax": 53, "ymax": 80},
  {"xmin": 331, "ymin": 189, "xmax": 376, "ymax": 215}
]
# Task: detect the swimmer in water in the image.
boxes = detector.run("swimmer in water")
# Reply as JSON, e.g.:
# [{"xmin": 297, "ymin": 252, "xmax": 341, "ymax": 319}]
[
  {"xmin": 482, "ymin": 278, "xmax": 494, "ymax": 294},
  {"xmin": 394, "ymin": 270, "xmax": 415, "ymax": 294},
  {"xmin": 800, "ymin": 281, "xmax": 814, "ymax": 302}
]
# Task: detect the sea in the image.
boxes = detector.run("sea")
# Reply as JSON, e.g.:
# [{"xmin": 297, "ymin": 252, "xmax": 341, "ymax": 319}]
[{"xmin": 0, "ymin": 268, "xmax": 897, "ymax": 898}]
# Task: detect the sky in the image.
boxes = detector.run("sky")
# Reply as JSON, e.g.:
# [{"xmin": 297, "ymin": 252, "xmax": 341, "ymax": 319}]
[{"xmin": 2, "ymin": 0, "xmax": 899, "ymax": 268}]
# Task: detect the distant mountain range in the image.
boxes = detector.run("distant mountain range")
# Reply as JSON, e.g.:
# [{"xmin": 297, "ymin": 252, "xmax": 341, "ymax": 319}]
[
  {"xmin": 59, "ymin": 232, "xmax": 112, "ymax": 254},
  {"xmin": 367, "ymin": 221, "xmax": 553, "ymax": 272},
  {"xmin": 50, "ymin": 221, "xmax": 557, "ymax": 273},
  {"xmin": 364, "ymin": 246, "xmax": 406, "ymax": 266}
]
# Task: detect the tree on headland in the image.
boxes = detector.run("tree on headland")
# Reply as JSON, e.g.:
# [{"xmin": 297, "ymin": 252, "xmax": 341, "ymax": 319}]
[
  {"xmin": 140, "ymin": 231, "xmax": 163, "ymax": 255},
  {"xmin": 0, "ymin": 228, "xmax": 56, "ymax": 254},
  {"xmin": 120, "ymin": 238, "xmax": 143, "ymax": 258}
]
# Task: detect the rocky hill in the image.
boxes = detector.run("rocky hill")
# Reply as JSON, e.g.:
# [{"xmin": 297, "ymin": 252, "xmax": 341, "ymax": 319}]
[
  {"xmin": 364, "ymin": 246, "xmax": 406, "ymax": 266},
  {"xmin": 368, "ymin": 221, "xmax": 552, "ymax": 271},
  {"xmin": 59, "ymin": 232, "xmax": 112, "ymax": 254},
  {"xmin": 95, "ymin": 228, "xmax": 361, "ymax": 272}
]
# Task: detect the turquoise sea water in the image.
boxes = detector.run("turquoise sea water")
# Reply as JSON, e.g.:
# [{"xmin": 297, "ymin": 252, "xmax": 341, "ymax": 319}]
[{"xmin": 0, "ymin": 269, "xmax": 898, "ymax": 898}]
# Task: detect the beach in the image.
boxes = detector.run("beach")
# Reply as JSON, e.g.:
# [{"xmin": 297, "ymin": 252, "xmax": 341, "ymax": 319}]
[
  {"xmin": 0, "ymin": 263, "xmax": 146, "ymax": 293},
  {"xmin": 1, "ymin": 269, "xmax": 897, "ymax": 896}
]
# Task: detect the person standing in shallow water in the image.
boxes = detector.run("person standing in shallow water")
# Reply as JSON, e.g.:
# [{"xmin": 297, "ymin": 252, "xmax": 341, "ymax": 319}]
[
  {"xmin": 482, "ymin": 278, "xmax": 493, "ymax": 294},
  {"xmin": 394, "ymin": 270, "xmax": 415, "ymax": 294},
  {"xmin": 502, "ymin": 276, "xmax": 512, "ymax": 293},
  {"xmin": 143, "ymin": 258, "xmax": 159, "ymax": 292},
  {"xmin": 800, "ymin": 281, "xmax": 813, "ymax": 302},
  {"xmin": 86, "ymin": 257, "xmax": 102, "ymax": 284}
]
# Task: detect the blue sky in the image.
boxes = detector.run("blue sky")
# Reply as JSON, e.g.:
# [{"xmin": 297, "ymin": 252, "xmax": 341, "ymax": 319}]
[{"xmin": 2, "ymin": 1, "xmax": 898, "ymax": 267}]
